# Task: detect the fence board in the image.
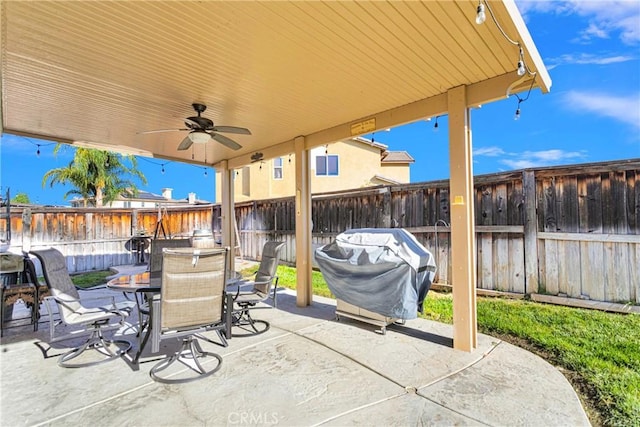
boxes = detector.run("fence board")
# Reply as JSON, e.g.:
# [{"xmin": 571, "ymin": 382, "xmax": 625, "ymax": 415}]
[
  {"xmin": 543, "ymin": 239, "xmax": 559, "ymax": 295},
  {"xmin": 509, "ymin": 236, "xmax": 525, "ymax": 293},
  {"xmin": 580, "ymin": 241, "xmax": 603, "ymax": 300},
  {"xmin": 478, "ymin": 233, "xmax": 493, "ymax": 289}
]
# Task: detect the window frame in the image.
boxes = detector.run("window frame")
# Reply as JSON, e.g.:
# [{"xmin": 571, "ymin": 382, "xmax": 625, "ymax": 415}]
[
  {"xmin": 315, "ymin": 154, "xmax": 339, "ymax": 177},
  {"xmin": 273, "ymin": 157, "xmax": 284, "ymax": 180}
]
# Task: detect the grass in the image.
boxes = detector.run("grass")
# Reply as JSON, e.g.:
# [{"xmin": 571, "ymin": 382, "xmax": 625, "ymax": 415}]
[
  {"xmin": 422, "ymin": 292, "xmax": 640, "ymax": 427},
  {"xmin": 70, "ymin": 270, "xmax": 113, "ymax": 289},
  {"xmin": 240, "ymin": 264, "xmax": 640, "ymax": 427}
]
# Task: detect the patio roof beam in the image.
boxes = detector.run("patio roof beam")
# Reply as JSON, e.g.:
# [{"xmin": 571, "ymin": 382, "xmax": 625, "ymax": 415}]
[{"xmin": 220, "ymin": 71, "xmax": 534, "ymax": 172}]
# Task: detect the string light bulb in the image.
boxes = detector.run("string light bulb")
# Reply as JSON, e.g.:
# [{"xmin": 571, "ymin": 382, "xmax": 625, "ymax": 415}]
[
  {"xmin": 36, "ymin": 145, "xmax": 41, "ymax": 157},
  {"xmin": 433, "ymin": 116, "xmax": 439, "ymax": 132},
  {"xmin": 514, "ymin": 99, "xmax": 523, "ymax": 121},
  {"xmin": 204, "ymin": 169, "xmax": 208, "ymax": 177},
  {"xmin": 517, "ymin": 48, "xmax": 526, "ymax": 76},
  {"xmin": 475, "ymin": 2, "xmax": 486, "ymax": 25},
  {"xmin": 161, "ymin": 165, "xmax": 165, "ymax": 174}
]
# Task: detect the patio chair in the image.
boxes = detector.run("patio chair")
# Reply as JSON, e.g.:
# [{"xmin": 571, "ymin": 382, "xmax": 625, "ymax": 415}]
[
  {"xmin": 30, "ymin": 248, "xmax": 134, "ymax": 368},
  {"xmin": 149, "ymin": 247, "xmax": 228, "ymax": 384},
  {"xmin": 130, "ymin": 238, "xmax": 192, "ymax": 337},
  {"xmin": 230, "ymin": 241, "xmax": 285, "ymax": 336}
]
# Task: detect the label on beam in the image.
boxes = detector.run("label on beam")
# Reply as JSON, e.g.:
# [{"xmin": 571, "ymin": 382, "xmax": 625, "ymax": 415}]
[{"xmin": 350, "ymin": 118, "xmax": 376, "ymax": 136}]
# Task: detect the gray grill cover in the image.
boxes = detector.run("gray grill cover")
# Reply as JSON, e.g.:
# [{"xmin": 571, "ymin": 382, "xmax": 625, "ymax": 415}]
[{"xmin": 315, "ymin": 228, "xmax": 436, "ymax": 320}]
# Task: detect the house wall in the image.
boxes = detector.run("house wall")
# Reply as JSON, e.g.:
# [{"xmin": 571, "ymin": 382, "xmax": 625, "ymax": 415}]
[
  {"xmin": 215, "ymin": 139, "xmax": 409, "ymax": 202},
  {"xmin": 381, "ymin": 162, "xmax": 411, "ymax": 182}
]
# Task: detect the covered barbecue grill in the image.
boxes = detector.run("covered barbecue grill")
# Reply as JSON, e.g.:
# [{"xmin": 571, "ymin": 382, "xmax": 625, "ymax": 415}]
[{"xmin": 315, "ymin": 228, "xmax": 436, "ymax": 323}]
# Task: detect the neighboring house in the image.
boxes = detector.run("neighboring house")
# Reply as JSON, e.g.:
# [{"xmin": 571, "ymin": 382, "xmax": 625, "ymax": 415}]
[
  {"xmin": 215, "ymin": 137, "xmax": 414, "ymax": 202},
  {"xmin": 70, "ymin": 188, "xmax": 209, "ymax": 208}
]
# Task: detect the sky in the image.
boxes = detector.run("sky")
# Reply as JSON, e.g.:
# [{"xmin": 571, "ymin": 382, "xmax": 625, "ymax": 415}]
[{"xmin": 1, "ymin": 0, "xmax": 639, "ymax": 206}]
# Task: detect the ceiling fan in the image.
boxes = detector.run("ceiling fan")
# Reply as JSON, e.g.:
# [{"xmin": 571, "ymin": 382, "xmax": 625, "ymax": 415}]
[{"xmin": 139, "ymin": 103, "xmax": 251, "ymax": 151}]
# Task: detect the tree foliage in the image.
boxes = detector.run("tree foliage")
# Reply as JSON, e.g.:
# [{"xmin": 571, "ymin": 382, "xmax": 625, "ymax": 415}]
[
  {"xmin": 42, "ymin": 145, "xmax": 147, "ymax": 206},
  {"xmin": 11, "ymin": 192, "xmax": 31, "ymax": 204}
]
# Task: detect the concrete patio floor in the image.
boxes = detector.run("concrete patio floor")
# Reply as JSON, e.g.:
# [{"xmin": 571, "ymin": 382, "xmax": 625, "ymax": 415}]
[{"xmin": 1, "ymin": 264, "xmax": 590, "ymax": 426}]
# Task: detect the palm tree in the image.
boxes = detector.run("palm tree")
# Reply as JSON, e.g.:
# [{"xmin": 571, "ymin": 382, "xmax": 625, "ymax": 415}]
[{"xmin": 42, "ymin": 145, "xmax": 147, "ymax": 207}]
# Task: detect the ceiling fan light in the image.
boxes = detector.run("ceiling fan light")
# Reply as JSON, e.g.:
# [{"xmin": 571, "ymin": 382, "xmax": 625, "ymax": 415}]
[{"xmin": 188, "ymin": 131, "xmax": 210, "ymax": 144}]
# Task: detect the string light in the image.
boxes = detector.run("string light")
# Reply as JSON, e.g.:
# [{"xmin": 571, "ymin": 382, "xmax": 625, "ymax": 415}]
[
  {"xmin": 17, "ymin": 136, "xmax": 55, "ymax": 157},
  {"xmin": 475, "ymin": 2, "xmax": 486, "ymax": 25},
  {"xmin": 161, "ymin": 164, "xmax": 165, "ymax": 174},
  {"xmin": 288, "ymin": 154, "xmax": 292, "ymax": 163},
  {"xmin": 517, "ymin": 48, "xmax": 526, "ymax": 76},
  {"xmin": 203, "ymin": 169, "xmax": 208, "ymax": 177},
  {"xmin": 474, "ymin": 0, "xmax": 536, "ymax": 77},
  {"xmin": 512, "ymin": 75, "xmax": 536, "ymax": 121},
  {"xmin": 433, "ymin": 116, "xmax": 439, "ymax": 132},
  {"xmin": 324, "ymin": 145, "xmax": 328, "ymax": 155}
]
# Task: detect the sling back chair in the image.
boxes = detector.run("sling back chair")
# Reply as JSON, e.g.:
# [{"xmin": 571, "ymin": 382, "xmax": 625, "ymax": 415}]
[
  {"xmin": 230, "ymin": 241, "xmax": 285, "ymax": 336},
  {"xmin": 133, "ymin": 238, "xmax": 192, "ymax": 340},
  {"xmin": 30, "ymin": 248, "xmax": 134, "ymax": 368},
  {"xmin": 149, "ymin": 247, "xmax": 228, "ymax": 384}
]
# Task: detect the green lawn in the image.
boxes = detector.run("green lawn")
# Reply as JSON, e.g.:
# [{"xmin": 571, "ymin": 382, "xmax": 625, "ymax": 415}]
[
  {"xmin": 70, "ymin": 270, "xmax": 114, "ymax": 289},
  {"xmin": 241, "ymin": 264, "xmax": 640, "ymax": 427}
]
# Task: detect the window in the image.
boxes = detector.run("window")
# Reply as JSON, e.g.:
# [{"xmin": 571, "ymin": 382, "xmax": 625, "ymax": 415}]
[
  {"xmin": 273, "ymin": 157, "xmax": 283, "ymax": 180},
  {"xmin": 316, "ymin": 155, "xmax": 339, "ymax": 176}
]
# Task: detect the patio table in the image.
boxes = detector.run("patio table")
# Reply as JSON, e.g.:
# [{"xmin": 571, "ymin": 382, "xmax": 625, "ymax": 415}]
[{"xmin": 107, "ymin": 271, "xmax": 236, "ymax": 363}]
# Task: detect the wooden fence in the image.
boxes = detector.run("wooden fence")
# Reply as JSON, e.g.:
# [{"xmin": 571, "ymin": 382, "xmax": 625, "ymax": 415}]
[
  {"xmin": 233, "ymin": 159, "xmax": 640, "ymax": 305},
  {"xmin": 3, "ymin": 159, "xmax": 639, "ymax": 306},
  {"xmin": 5, "ymin": 205, "xmax": 215, "ymax": 273}
]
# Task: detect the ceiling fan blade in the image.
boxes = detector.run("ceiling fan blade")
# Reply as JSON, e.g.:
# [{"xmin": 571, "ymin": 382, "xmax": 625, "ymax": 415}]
[
  {"xmin": 213, "ymin": 126, "xmax": 252, "ymax": 135},
  {"xmin": 211, "ymin": 133, "xmax": 242, "ymax": 150},
  {"xmin": 177, "ymin": 135, "xmax": 194, "ymax": 151},
  {"xmin": 138, "ymin": 128, "xmax": 189, "ymax": 135}
]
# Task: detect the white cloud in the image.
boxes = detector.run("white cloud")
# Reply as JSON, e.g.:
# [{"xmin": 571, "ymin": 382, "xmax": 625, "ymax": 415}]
[
  {"xmin": 474, "ymin": 144, "xmax": 588, "ymax": 169},
  {"xmin": 563, "ymin": 91, "xmax": 640, "ymax": 129},
  {"xmin": 500, "ymin": 149, "xmax": 587, "ymax": 169},
  {"xmin": 517, "ymin": 0, "xmax": 640, "ymax": 45},
  {"xmin": 546, "ymin": 53, "xmax": 635, "ymax": 70},
  {"xmin": 474, "ymin": 146, "xmax": 506, "ymax": 157}
]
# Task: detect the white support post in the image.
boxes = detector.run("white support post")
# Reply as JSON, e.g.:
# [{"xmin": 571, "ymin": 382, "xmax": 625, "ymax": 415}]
[
  {"xmin": 219, "ymin": 160, "xmax": 236, "ymax": 272},
  {"xmin": 448, "ymin": 85, "xmax": 478, "ymax": 352},
  {"xmin": 294, "ymin": 136, "xmax": 313, "ymax": 307}
]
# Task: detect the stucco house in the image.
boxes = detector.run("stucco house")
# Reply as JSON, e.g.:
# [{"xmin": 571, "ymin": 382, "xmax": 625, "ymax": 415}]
[{"xmin": 215, "ymin": 137, "xmax": 414, "ymax": 202}]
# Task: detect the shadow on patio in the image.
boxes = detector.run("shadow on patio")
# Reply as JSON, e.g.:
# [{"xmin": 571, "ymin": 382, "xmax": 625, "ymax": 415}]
[{"xmin": 1, "ymin": 273, "xmax": 589, "ymax": 426}]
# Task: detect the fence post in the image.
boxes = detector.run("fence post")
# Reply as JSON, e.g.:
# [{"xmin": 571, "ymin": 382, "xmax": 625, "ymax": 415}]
[
  {"xmin": 523, "ymin": 170, "xmax": 539, "ymax": 294},
  {"xmin": 382, "ymin": 186, "xmax": 391, "ymax": 228}
]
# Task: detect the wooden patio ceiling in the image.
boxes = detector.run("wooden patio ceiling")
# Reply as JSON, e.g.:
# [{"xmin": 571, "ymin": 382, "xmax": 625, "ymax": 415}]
[{"xmin": 1, "ymin": 0, "xmax": 550, "ymax": 168}]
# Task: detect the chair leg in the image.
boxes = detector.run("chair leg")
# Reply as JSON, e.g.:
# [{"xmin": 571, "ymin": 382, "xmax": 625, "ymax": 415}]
[
  {"xmin": 231, "ymin": 306, "xmax": 270, "ymax": 337},
  {"xmin": 58, "ymin": 324, "xmax": 131, "ymax": 368},
  {"xmin": 149, "ymin": 336, "xmax": 223, "ymax": 384}
]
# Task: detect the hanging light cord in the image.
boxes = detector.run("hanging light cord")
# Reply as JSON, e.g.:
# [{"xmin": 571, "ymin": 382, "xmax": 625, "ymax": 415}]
[
  {"xmin": 480, "ymin": 0, "xmax": 537, "ymax": 77},
  {"xmin": 512, "ymin": 74, "xmax": 537, "ymax": 119}
]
